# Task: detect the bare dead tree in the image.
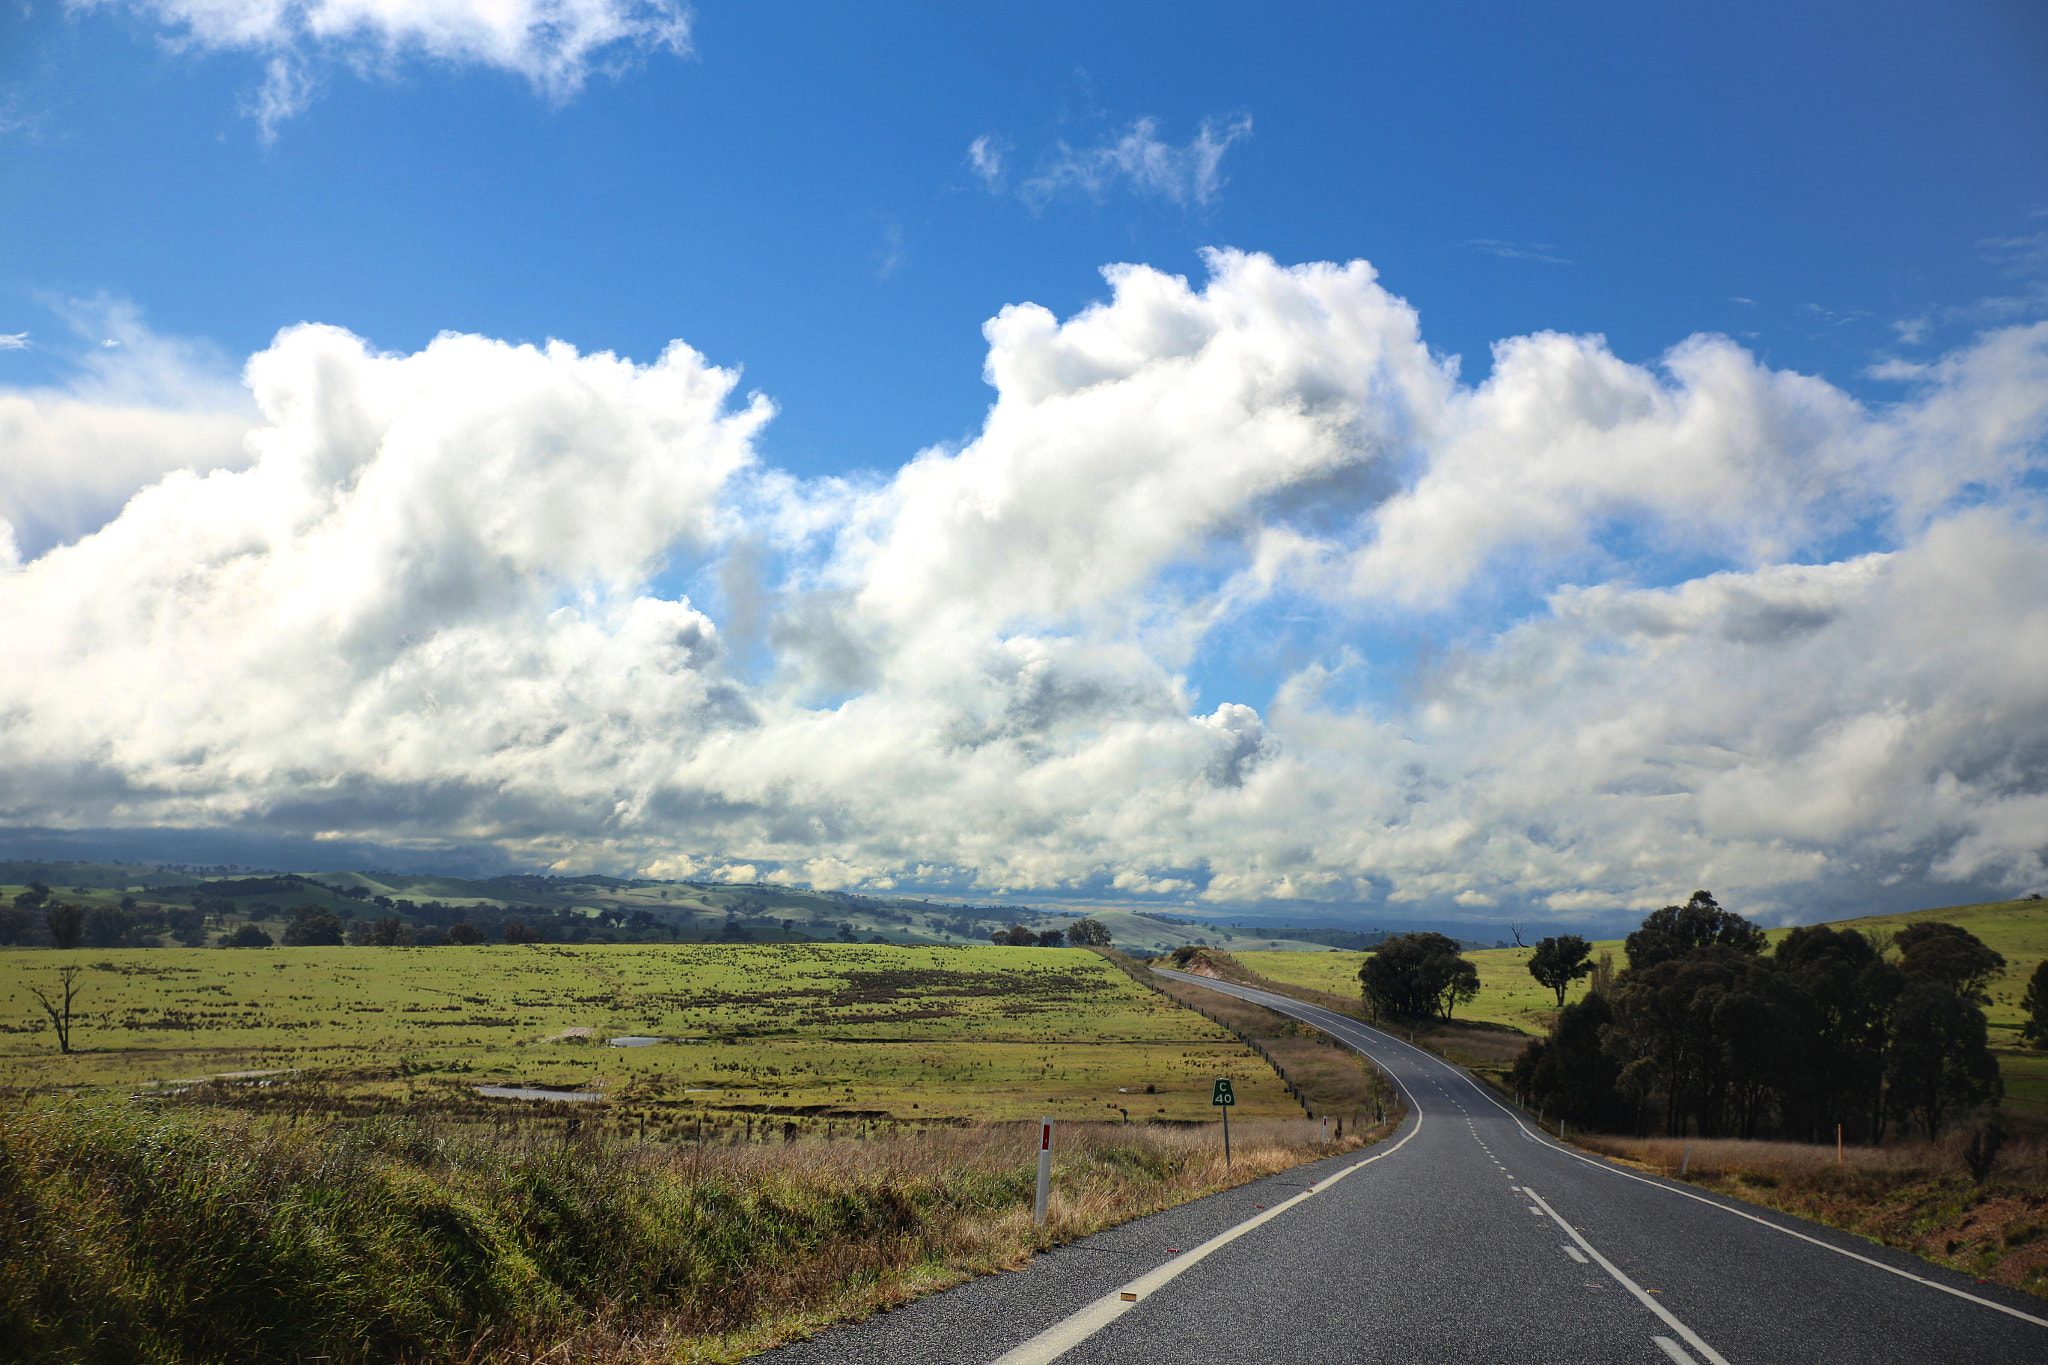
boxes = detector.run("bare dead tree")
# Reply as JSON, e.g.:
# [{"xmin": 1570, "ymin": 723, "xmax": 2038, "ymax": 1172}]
[
  {"xmin": 1509, "ymin": 922, "xmax": 1527, "ymax": 949},
  {"xmin": 27, "ymin": 964, "xmax": 83, "ymax": 1054}
]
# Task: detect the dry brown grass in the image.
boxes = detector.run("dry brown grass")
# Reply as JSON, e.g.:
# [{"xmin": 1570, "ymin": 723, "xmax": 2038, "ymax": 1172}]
[
  {"xmin": 1139, "ymin": 958, "xmax": 1397, "ymax": 1132},
  {"xmin": 2, "ymin": 1095, "xmax": 1383, "ymax": 1365},
  {"xmin": 648, "ymin": 1117, "xmax": 1383, "ymax": 1363},
  {"xmin": 1180, "ymin": 949, "xmax": 1530, "ymax": 1081},
  {"xmin": 1193, "ymin": 950, "xmax": 1366, "ymax": 1018},
  {"xmin": 1573, "ymin": 1131, "xmax": 2048, "ymax": 1299}
]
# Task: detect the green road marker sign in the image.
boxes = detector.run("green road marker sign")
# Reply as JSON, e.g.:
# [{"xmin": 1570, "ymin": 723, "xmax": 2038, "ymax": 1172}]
[{"xmin": 1213, "ymin": 1077, "xmax": 1235, "ymax": 1164}]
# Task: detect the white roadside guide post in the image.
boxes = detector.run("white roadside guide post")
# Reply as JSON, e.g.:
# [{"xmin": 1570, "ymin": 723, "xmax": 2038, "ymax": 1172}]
[
  {"xmin": 1033, "ymin": 1116, "xmax": 1053, "ymax": 1226},
  {"xmin": 1213, "ymin": 1077, "xmax": 1236, "ymax": 1164}
]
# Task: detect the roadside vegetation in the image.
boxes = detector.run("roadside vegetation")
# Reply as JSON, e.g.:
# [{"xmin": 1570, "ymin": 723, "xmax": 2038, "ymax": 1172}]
[
  {"xmin": 1179, "ymin": 899, "xmax": 2048, "ymax": 1302},
  {"xmin": 0, "ymin": 1098, "xmax": 1372, "ymax": 1365},
  {"xmin": 0, "ymin": 937, "xmax": 1396, "ymax": 1360},
  {"xmin": 1125, "ymin": 948, "xmax": 1399, "ymax": 1132},
  {"xmin": 1575, "ymin": 1130, "xmax": 2048, "ymax": 1299},
  {"xmin": 1513, "ymin": 894, "xmax": 2008, "ymax": 1143}
]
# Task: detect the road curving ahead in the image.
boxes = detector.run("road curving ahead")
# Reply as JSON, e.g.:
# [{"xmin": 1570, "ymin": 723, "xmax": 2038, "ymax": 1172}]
[{"xmin": 761, "ymin": 968, "xmax": 2047, "ymax": 1364}]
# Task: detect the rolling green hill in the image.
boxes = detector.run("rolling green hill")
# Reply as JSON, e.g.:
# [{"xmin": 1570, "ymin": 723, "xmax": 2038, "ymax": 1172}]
[{"xmin": 1, "ymin": 861, "xmax": 1345, "ymax": 951}]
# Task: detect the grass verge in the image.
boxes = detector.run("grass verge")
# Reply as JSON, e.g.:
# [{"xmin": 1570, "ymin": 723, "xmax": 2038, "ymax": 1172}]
[
  {"xmin": 1120, "ymin": 951, "xmax": 1402, "ymax": 1132},
  {"xmin": 1571, "ymin": 1132, "xmax": 2048, "ymax": 1300},
  {"xmin": 1, "ymin": 1098, "xmax": 1382, "ymax": 1364}
]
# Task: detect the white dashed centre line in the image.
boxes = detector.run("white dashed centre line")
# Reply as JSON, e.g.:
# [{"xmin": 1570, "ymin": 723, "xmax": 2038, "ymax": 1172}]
[{"xmin": 1524, "ymin": 1187, "xmax": 1730, "ymax": 1365}]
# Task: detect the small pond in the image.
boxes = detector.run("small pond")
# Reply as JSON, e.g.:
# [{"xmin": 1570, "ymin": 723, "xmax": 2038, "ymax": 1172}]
[
  {"xmin": 476, "ymin": 1085, "xmax": 606, "ymax": 1102},
  {"xmin": 607, "ymin": 1036, "xmax": 666, "ymax": 1047}
]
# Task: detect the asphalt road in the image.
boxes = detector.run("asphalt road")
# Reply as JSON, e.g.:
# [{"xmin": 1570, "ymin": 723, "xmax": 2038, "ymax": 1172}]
[{"xmin": 760, "ymin": 970, "xmax": 2048, "ymax": 1364}]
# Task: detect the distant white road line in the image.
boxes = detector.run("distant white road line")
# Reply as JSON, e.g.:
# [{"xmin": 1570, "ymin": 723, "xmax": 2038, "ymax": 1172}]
[
  {"xmin": 1525, "ymin": 1186, "xmax": 1731, "ymax": 1365},
  {"xmin": 986, "ymin": 1116, "xmax": 1426, "ymax": 1365}
]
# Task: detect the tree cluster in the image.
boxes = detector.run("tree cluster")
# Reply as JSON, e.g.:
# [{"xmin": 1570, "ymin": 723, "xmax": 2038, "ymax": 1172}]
[
  {"xmin": 0, "ymin": 883, "xmax": 210, "ymax": 948},
  {"xmin": 989, "ymin": 923, "xmax": 1068, "ymax": 946},
  {"xmin": 1358, "ymin": 932, "xmax": 1480, "ymax": 1020},
  {"xmin": 1513, "ymin": 892, "xmax": 2006, "ymax": 1141}
]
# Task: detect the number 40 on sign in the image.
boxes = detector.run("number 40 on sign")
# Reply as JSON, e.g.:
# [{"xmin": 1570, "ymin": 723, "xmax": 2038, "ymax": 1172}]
[{"xmin": 1212, "ymin": 1077, "xmax": 1235, "ymax": 1164}]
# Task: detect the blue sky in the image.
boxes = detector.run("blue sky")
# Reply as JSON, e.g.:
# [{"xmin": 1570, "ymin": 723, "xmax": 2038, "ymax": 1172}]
[
  {"xmin": 7, "ymin": 2, "xmax": 2044, "ymax": 465},
  {"xmin": 2, "ymin": 2, "xmax": 2046, "ymax": 929}
]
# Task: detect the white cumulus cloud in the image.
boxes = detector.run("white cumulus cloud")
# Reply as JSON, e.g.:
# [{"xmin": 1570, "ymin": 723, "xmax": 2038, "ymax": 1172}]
[
  {"xmin": 3, "ymin": 251, "xmax": 2046, "ymax": 924},
  {"xmin": 0, "ymin": 297, "xmax": 257, "ymax": 559},
  {"xmin": 94, "ymin": 0, "xmax": 691, "ymax": 133}
]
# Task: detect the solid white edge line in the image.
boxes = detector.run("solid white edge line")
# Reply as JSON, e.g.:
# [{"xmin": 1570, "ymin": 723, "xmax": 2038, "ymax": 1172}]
[
  {"xmin": 987, "ymin": 975, "xmax": 1433, "ymax": 1365},
  {"xmin": 1526, "ymin": 1185, "xmax": 1731, "ymax": 1365},
  {"xmin": 1165, "ymin": 970, "xmax": 2048, "ymax": 1335},
  {"xmin": 1653, "ymin": 1335, "xmax": 1699, "ymax": 1364},
  {"xmin": 986, "ymin": 1116, "xmax": 1426, "ymax": 1365},
  {"xmin": 1454, "ymin": 1067, "xmax": 2048, "ymax": 1332}
]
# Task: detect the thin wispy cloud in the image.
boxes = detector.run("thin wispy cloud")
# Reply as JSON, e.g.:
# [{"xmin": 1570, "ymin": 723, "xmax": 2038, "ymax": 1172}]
[
  {"xmin": 1891, "ymin": 228, "xmax": 2048, "ymax": 346},
  {"xmin": 967, "ymin": 134, "xmax": 1007, "ymax": 187},
  {"xmin": 0, "ymin": 333, "xmax": 28, "ymax": 351},
  {"xmin": 89, "ymin": 0, "xmax": 692, "ymax": 137},
  {"xmin": 1468, "ymin": 239, "xmax": 1571, "ymax": 265},
  {"xmin": 873, "ymin": 223, "xmax": 907, "ymax": 281},
  {"xmin": 974, "ymin": 115, "xmax": 1253, "ymax": 211}
]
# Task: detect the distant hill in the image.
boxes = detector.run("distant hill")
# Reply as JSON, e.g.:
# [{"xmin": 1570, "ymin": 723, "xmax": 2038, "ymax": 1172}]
[
  {"xmin": 0, "ymin": 859, "xmax": 196, "ymax": 891},
  {"xmin": 0, "ymin": 860, "xmax": 1076, "ymax": 948},
  {"xmin": 2, "ymin": 858, "xmax": 1510, "ymax": 953}
]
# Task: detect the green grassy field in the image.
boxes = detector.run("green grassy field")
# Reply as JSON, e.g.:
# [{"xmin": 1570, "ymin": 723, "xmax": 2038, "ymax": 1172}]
[{"xmin": 0, "ymin": 943, "xmax": 1302, "ymax": 1124}]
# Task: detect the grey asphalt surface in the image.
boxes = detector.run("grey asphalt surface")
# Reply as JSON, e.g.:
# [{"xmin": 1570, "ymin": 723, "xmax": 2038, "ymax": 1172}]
[{"xmin": 758, "ymin": 970, "xmax": 2048, "ymax": 1364}]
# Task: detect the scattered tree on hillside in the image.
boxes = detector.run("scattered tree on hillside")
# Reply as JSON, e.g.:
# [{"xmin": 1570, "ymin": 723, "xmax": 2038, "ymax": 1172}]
[
  {"xmin": 223, "ymin": 923, "xmax": 273, "ymax": 947},
  {"xmin": 446, "ymin": 922, "xmax": 486, "ymax": 945},
  {"xmin": 1888, "ymin": 977, "xmax": 2004, "ymax": 1136},
  {"xmin": 1067, "ymin": 918, "xmax": 1112, "ymax": 946},
  {"xmin": 1359, "ymin": 932, "xmax": 1479, "ymax": 1020},
  {"xmin": 1624, "ymin": 891, "xmax": 1765, "ymax": 970},
  {"xmin": 26, "ymin": 965, "xmax": 82, "ymax": 1053},
  {"xmin": 81, "ymin": 905, "xmax": 132, "ymax": 949},
  {"xmin": 2022, "ymin": 961, "xmax": 2048, "ymax": 1050},
  {"xmin": 502, "ymin": 922, "xmax": 542, "ymax": 945},
  {"xmin": 44, "ymin": 903, "xmax": 83, "ymax": 950},
  {"xmin": 1894, "ymin": 922, "xmax": 2006, "ymax": 1004},
  {"xmin": 1527, "ymin": 934, "xmax": 1595, "ymax": 1006},
  {"xmin": 351, "ymin": 916, "xmax": 413, "ymax": 946},
  {"xmin": 283, "ymin": 905, "xmax": 345, "ymax": 946}
]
